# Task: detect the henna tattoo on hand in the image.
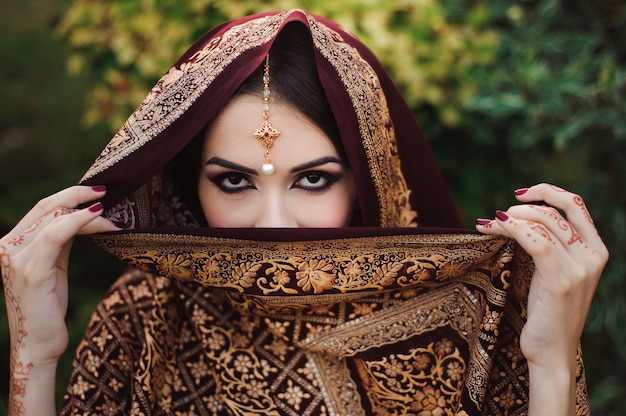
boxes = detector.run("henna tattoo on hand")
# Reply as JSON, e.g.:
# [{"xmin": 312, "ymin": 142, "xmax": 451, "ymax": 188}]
[
  {"xmin": 545, "ymin": 185, "xmax": 594, "ymax": 226},
  {"xmin": 529, "ymin": 205, "xmax": 582, "ymax": 246},
  {"xmin": 528, "ymin": 222, "xmax": 555, "ymax": 245},
  {"xmin": 1, "ymin": 244, "xmax": 32, "ymax": 416},
  {"xmin": 7, "ymin": 208, "xmax": 73, "ymax": 247},
  {"xmin": 8, "ymin": 361, "xmax": 32, "ymax": 415},
  {"xmin": 2, "ymin": 207, "xmax": 74, "ymax": 415},
  {"xmin": 7, "ymin": 220, "xmax": 43, "ymax": 247},
  {"xmin": 574, "ymin": 195, "xmax": 594, "ymax": 226}
]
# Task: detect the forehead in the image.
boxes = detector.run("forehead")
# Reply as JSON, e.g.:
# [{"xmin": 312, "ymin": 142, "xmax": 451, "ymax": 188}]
[{"xmin": 202, "ymin": 95, "xmax": 339, "ymax": 163}]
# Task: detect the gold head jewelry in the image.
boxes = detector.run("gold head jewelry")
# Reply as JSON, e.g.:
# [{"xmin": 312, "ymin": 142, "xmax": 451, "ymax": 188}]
[{"xmin": 253, "ymin": 53, "xmax": 281, "ymax": 175}]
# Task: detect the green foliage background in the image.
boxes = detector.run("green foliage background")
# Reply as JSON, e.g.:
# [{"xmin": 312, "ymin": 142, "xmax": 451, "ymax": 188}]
[{"xmin": 1, "ymin": 0, "xmax": 624, "ymax": 413}]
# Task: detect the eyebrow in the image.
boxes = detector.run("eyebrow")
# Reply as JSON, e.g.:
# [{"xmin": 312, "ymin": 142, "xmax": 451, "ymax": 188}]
[
  {"xmin": 204, "ymin": 156, "xmax": 343, "ymax": 174},
  {"xmin": 205, "ymin": 157, "xmax": 257, "ymax": 175},
  {"xmin": 289, "ymin": 156, "xmax": 343, "ymax": 173}
]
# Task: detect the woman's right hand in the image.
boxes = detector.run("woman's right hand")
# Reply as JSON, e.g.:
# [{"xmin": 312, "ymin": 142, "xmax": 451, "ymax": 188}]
[{"xmin": 1, "ymin": 185, "xmax": 119, "ymax": 415}]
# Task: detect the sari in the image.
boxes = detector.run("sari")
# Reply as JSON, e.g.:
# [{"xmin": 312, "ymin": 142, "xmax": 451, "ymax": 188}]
[{"xmin": 61, "ymin": 10, "xmax": 590, "ymax": 415}]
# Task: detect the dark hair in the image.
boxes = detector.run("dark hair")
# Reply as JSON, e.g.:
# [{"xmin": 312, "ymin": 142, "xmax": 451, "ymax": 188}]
[
  {"xmin": 169, "ymin": 22, "xmax": 345, "ymax": 225},
  {"xmin": 236, "ymin": 23, "xmax": 342, "ymax": 157}
]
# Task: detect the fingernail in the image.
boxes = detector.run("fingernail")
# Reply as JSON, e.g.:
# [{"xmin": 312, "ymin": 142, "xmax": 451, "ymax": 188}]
[
  {"xmin": 514, "ymin": 188, "xmax": 528, "ymax": 196},
  {"xmin": 111, "ymin": 221, "xmax": 126, "ymax": 229},
  {"xmin": 476, "ymin": 218, "xmax": 492, "ymax": 226},
  {"xmin": 88, "ymin": 202, "xmax": 104, "ymax": 213},
  {"xmin": 495, "ymin": 210, "xmax": 509, "ymax": 221},
  {"xmin": 91, "ymin": 185, "xmax": 107, "ymax": 193}
]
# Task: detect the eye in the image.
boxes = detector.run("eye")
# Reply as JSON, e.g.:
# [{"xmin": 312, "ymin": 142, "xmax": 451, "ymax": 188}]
[
  {"xmin": 292, "ymin": 172, "xmax": 339, "ymax": 192},
  {"xmin": 209, "ymin": 173, "xmax": 255, "ymax": 193}
]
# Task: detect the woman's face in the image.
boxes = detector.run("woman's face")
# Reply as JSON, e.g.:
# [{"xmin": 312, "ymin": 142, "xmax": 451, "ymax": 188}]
[{"xmin": 198, "ymin": 95, "xmax": 356, "ymax": 227}]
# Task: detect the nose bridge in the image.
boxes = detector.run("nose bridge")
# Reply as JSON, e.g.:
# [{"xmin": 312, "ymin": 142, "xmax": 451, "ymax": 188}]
[{"xmin": 254, "ymin": 190, "xmax": 296, "ymax": 228}]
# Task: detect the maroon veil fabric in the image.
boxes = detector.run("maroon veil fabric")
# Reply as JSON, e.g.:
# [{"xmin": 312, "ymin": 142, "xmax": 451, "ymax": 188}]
[
  {"xmin": 60, "ymin": 10, "xmax": 590, "ymax": 415},
  {"xmin": 78, "ymin": 10, "xmax": 460, "ymax": 230}
]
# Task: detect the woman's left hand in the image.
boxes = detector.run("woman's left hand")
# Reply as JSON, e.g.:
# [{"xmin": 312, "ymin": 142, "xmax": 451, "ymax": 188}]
[{"xmin": 476, "ymin": 183, "xmax": 608, "ymax": 413}]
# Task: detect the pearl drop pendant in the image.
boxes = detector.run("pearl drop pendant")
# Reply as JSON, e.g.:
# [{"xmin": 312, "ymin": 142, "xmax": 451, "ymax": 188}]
[{"xmin": 261, "ymin": 163, "xmax": 275, "ymax": 175}]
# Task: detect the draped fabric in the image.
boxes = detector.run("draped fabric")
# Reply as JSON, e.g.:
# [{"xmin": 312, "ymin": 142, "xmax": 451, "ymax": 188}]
[
  {"xmin": 62, "ymin": 9, "xmax": 590, "ymax": 415},
  {"xmin": 78, "ymin": 9, "xmax": 459, "ymax": 229}
]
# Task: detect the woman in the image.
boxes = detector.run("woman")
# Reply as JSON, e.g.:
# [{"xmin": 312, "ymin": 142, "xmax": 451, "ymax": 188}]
[{"xmin": 1, "ymin": 10, "xmax": 607, "ymax": 415}]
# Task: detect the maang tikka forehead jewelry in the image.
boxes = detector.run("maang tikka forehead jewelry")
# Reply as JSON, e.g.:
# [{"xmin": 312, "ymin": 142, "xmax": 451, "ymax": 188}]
[{"xmin": 253, "ymin": 53, "xmax": 281, "ymax": 175}]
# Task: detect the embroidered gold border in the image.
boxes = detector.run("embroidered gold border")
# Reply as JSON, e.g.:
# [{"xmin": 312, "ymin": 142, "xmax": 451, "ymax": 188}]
[
  {"xmin": 82, "ymin": 12, "xmax": 292, "ymax": 181},
  {"xmin": 306, "ymin": 15, "xmax": 417, "ymax": 227},
  {"xmin": 298, "ymin": 283, "xmax": 480, "ymax": 356},
  {"xmin": 91, "ymin": 232, "xmax": 511, "ymax": 296},
  {"xmin": 307, "ymin": 352, "xmax": 365, "ymax": 415},
  {"xmin": 82, "ymin": 10, "xmax": 417, "ymax": 227}
]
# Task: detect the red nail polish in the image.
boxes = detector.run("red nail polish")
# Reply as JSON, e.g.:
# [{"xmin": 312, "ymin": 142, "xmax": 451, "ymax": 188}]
[
  {"xmin": 91, "ymin": 185, "xmax": 106, "ymax": 193},
  {"xmin": 514, "ymin": 188, "xmax": 528, "ymax": 196},
  {"xmin": 88, "ymin": 202, "xmax": 104, "ymax": 212},
  {"xmin": 495, "ymin": 210, "xmax": 509, "ymax": 221},
  {"xmin": 476, "ymin": 218, "xmax": 492, "ymax": 226}
]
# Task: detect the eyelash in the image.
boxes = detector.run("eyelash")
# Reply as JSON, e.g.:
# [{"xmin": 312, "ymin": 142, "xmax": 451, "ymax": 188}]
[
  {"xmin": 208, "ymin": 171, "xmax": 342, "ymax": 194},
  {"xmin": 209, "ymin": 173, "xmax": 255, "ymax": 194},
  {"xmin": 292, "ymin": 171, "xmax": 341, "ymax": 193}
]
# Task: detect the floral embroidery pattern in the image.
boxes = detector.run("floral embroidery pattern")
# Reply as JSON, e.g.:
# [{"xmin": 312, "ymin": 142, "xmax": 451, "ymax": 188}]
[
  {"xmin": 355, "ymin": 340, "xmax": 466, "ymax": 415},
  {"xmin": 62, "ymin": 232, "xmax": 591, "ymax": 415},
  {"xmin": 66, "ymin": 9, "xmax": 592, "ymax": 415},
  {"xmin": 296, "ymin": 259, "xmax": 335, "ymax": 293},
  {"xmin": 92, "ymin": 233, "xmax": 504, "ymax": 297}
]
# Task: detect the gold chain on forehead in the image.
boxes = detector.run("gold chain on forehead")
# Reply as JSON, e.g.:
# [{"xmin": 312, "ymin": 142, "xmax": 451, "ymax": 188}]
[{"xmin": 253, "ymin": 53, "xmax": 281, "ymax": 175}]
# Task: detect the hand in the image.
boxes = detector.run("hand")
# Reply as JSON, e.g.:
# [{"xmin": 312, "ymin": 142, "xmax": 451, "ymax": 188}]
[
  {"xmin": 1, "ymin": 185, "xmax": 119, "ymax": 368},
  {"xmin": 476, "ymin": 183, "xmax": 608, "ymax": 414}
]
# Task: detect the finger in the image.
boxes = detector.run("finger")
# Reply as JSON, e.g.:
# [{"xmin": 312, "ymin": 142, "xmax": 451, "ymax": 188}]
[
  {"xmin": 492, "ymin": 210, "xmax": 602, "ymax": 304},
  {"xmin": 23, "ymin": 203, "xmax": 108, "ymax": 275},
  {"xmin": 504, "ymin": 204, "xmax": 589, "ymax": 256},
  {"xmin": 479, "ymin": 207, "xmax": 585, "ymax": 256},
  {"xmin": 3, "ymin": 199, "xmax": 118, "ymax": 253},
  {"xmin": 76, "ymin": 216, "xmax": 123, "ymax": 235},
  {"xmin": 3, "ymin": 202, "xmax": 107, "ymax": 291},
  {"xmin": 490, "ymin": 210, "xmax": 574, "ymax": 274},
  {"xmin": 514, "ymin": 184, "xmax": 607, "ymax": 258},
  {"xmin": 7, "ymin": 185, "xmax": 107, "ymax": 239},
  {"xmin": 478, "ymin": 206, "xmax": 606, "ymax": 295},
  {"xmin": 2, "ymin": 207, "xmax": 74, "ymax": 252}
]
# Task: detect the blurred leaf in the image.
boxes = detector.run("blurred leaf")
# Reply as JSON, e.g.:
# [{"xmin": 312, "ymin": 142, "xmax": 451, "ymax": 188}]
[{"xmin": 1, "ymin": 0, "xmax": 625, "ymax": 414}]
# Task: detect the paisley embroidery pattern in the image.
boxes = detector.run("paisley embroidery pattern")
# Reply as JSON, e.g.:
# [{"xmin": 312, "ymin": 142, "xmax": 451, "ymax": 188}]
[{"xmin": 58, "ymin": 232, "xmax": 591, "ymax": 415}]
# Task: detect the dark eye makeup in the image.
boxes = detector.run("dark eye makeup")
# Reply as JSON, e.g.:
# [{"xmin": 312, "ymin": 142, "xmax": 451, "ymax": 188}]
[
  {"xmin": 291, "ymin": 171, "xmax": 342, "ymax": 193},
  {"xmin": 206, "ymin": 170, "xmax": 342, "ymax": 194},
  {"xmin": 209, "ymin": 172, "xmax": 255, "ymax": 194}
]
